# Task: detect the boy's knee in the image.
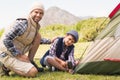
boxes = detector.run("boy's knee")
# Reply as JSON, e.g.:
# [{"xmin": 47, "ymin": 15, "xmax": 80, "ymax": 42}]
[
  {"xmin": 46, "ymin": 56, "xmax": 54, "ymax": 62},
  {"xmin": 46, "ymin": 57, "xmax": 54, "ymax": 63},
  {"xmin": 27, "ymin": 67, "xmax": 38, "ymax": 77}
]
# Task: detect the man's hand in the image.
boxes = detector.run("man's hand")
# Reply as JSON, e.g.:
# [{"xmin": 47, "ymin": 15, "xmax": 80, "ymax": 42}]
[{"xmin": 16, "ymin": 54, "xmax": 29, "ymax": 62}]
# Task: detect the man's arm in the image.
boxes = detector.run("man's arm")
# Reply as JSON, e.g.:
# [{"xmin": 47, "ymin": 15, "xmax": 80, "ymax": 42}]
[
  {"xmin": 28, "ymin": 33, "xmax": 41, "ymax": 61},
  {"xmin": 40, "ymin": 37, "xmax": 59, "ymax": 44},
  {"xmin": 28, "ymin": 33, "xmax": 44, "ymax": 72},
  {"xmin": 3, "ymin": 19, "xmax": 27, "ymax": 56}
]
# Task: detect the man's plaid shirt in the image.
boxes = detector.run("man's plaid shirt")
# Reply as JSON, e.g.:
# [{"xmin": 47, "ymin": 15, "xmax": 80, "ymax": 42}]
[{"xmin": 3, "ymin": 19, "xmax": 27, "ymax": 56}]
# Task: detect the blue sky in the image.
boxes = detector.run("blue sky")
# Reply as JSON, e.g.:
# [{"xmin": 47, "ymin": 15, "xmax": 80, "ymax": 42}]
[{"xmin": 0, "ymin": 0, "xmax": 119, "ymax": 29}]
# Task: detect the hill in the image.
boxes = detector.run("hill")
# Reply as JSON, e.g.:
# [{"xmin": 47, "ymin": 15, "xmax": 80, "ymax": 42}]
[{"xmin": 40, "ymin": 6, "xmax": 81, "ymax": 27}]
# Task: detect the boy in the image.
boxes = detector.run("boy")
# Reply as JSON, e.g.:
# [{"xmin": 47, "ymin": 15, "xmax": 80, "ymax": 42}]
[{"xmin": 40, "ymin": 30, "xmax": 79, "ymax": 73}]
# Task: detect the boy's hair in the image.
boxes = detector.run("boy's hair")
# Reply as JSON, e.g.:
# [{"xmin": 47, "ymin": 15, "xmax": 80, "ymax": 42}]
[{"xmin": 66, "ymin": 30, "xmax": 79, "ymax": 43}]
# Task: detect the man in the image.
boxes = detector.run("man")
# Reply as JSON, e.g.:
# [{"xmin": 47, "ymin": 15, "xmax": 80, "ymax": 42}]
[{"xmin": 0, "ymin": 2, "xmax": 44, "ymax": 77}]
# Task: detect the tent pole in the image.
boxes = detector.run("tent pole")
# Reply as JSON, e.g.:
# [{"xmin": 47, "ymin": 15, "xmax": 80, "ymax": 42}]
[
  {"xmin": 98, "ymin": 17, "xmax": 109, "ymax": 29},
  {"xmin": 79, "ymin": 45, "xmax": 89, "ymax": 60},
  {"xmin": 73, "ymin": 17, "xmax": 110, "ymax": 74},
  {"xmin": 79, "ymin": 17, "xmax": 109, "ymax": 61}
]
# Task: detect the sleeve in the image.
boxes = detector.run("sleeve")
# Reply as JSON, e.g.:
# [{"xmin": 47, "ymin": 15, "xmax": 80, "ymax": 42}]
[
  {"xmin": 40, "ymin": 38, "xmax": 51, "ymax": 44},
  {"xmin": 3, "ymin": 19, "xmax": 27, "ymax": 56},
  {"xmin": 49, "ymin": 39, "xmax": 59, "ymax": 57},
  {"xmin": 68, "ymin": 49, "xmax": 75, "ymax": 66}
]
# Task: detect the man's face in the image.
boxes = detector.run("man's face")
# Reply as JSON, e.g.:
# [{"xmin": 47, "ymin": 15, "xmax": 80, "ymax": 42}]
[
  {"xmin": 30, "ymin": 9, "xmax": 44, "ymax": 23},
  {"xmin": 64, "ymin": 35, "xmax": 75, "ymax": 46}
]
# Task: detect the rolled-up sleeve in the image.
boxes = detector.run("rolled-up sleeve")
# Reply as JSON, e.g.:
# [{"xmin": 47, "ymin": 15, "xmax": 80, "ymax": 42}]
[
  {"xmin": 68, "ymin": 49, "xmax": 75, "ymax": 66},
  {"xmin": 49, "ymin": 39, "xmax": 59, "ymax": 57},
  {"xmin": 3, "ymin": 19, "xmax": 27, "ymax": 56}
]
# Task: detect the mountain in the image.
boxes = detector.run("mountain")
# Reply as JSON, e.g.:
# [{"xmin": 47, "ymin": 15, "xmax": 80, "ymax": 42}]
[{"xmin": 40, "ymin": 6, "xmax": 81, "ymax": 27}]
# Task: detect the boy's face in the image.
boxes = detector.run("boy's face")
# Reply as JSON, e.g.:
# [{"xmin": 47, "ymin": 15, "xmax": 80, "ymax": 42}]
[
  {"xmin": 30, "ymin": 9, "xmax": 44, "ymax": 23},
  {"xmin": 64, "ymin": 34, "xmax": 75, "ymax": 46}
]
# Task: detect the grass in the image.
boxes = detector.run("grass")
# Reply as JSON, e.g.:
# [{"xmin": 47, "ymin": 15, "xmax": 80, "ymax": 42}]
[
  {"xmin": 1, "ymin": 67, "xmax": 120, "ymax": 80},
  {"xmin": 1, "ymin": 42, "xmax": 120, "ymax": 80}
]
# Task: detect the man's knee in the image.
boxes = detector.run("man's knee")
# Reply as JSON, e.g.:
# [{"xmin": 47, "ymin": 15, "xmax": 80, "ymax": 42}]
[{"xmin": 27, "ymin": 67, "xmax": 38, "ymax": 77}]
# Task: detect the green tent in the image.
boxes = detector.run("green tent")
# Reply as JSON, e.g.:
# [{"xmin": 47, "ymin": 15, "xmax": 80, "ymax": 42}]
[{"xmin": 75, "ymin": 3, "xmax": 120, "ymax": 75}]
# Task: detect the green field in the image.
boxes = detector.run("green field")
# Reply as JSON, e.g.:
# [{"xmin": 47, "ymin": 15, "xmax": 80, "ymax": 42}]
[{"xmin": 1, "ymin": 42, "xmax": 120, "ymax": 80}]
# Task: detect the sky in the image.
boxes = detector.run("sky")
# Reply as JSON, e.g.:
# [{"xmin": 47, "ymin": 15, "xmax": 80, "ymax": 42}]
[{"xmin": 0, "ymin": 0, "xmax": 119, "ymax": 29}]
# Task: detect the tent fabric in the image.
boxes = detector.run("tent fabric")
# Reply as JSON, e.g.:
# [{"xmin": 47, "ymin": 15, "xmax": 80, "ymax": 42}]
[
  {"xmin": 95, "ymin": 10, "xmax": 120, "ymax": 39},
  {"xmin": 75, "ymin": 61, "xmax": 120, "ymax": 74},
  {"xmin": 109, "ymin": 3, "xmax": 120, "ymax": 19},
  {"xmin": 104, "ymin": 58, "xmax": 120, "ymax": 62},
  {"xmin": 78, "ymin": 37, "xmax": 120, "ymax": 63},
  {"xmin": 75, "ymin": 4, "xmax": 120, "ymax": 74}
]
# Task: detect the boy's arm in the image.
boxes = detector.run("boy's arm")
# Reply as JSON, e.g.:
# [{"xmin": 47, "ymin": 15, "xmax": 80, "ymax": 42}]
[
  {"xmin": 49, "ymin": 39, "xmax": 59, "ymax": 56},
  {"xmin": 68, "ymin": 49, "xmax": 75, "ymax": 66},
  {"xmin": 54, "ymin": 57, "xmax": 66, "ymax": 67}
]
